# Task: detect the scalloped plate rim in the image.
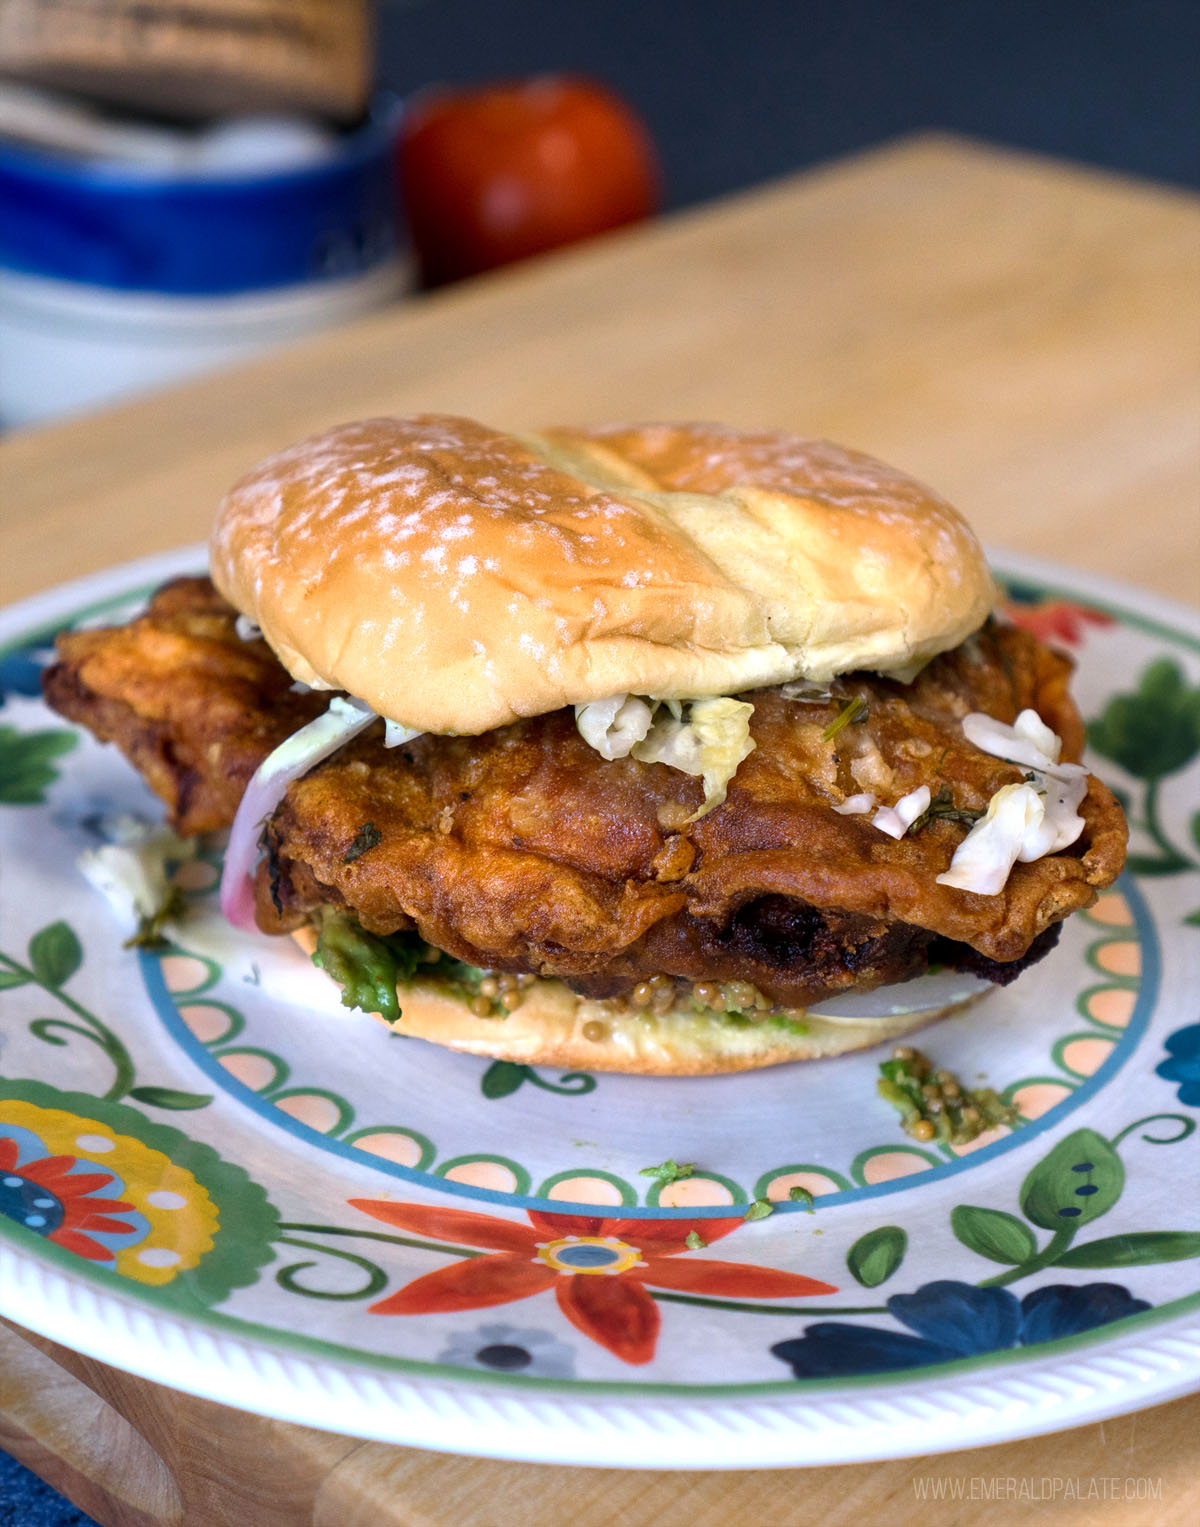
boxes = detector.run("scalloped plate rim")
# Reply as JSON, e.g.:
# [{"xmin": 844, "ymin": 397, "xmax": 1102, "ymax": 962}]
[{"xmin": 3, "ymin": 1241, "xmax": 1199, "ymax": 1467}]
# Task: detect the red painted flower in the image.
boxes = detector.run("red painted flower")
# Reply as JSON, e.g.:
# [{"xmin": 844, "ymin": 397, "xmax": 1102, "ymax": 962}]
[
  {"xmin": 0, "ymin": 1136, "xmax": 137, "ymax": 1261},
  {"xmin": 349, "ymin": 1199, "xmax": 838, "ymax": 1365},
  {"xmin": 1003, "ymin": 598, "xmax": 1114, "ymax": 649}
]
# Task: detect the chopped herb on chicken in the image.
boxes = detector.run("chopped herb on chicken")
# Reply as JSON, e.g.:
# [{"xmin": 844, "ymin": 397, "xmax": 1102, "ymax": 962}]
[
  {"xmin": 906, "ymin": 785, "xmax": 984, "ymax": 835},
  {"xmin": 342, "ymin": 822, "xmax": 382, "ymax": 863},
  {"xmin": 639, "ymin": 1158, "xmax": 695, "ymax": 1186},
  {"xmin": 821, "ymin": 694, "xmax": 868, "ymax": 742}
]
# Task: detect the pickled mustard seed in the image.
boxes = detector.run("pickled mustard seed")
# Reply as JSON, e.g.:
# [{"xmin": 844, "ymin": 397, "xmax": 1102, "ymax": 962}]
[
  {"xmin": 788, "ymin": 1185, "xmax": 815, "ymax": 1212},
  {"xmin": 342, "ymin": 822, "xmax": 382, "ymax": 863},
  {"xmin": 685, "ymin": 1231, "xmax": 706, "ymax": 1250},
  {"xmin": 744, "ymin": 1198, "xmax": 774, "ymax": 1221},
  {"xmin": 639, "ymin": 1159, "xmax": 695, "ymax": 1185},
  {"xmin": 877, "ymin": 1046, "xmax": 1019, "ymax": 1146}
]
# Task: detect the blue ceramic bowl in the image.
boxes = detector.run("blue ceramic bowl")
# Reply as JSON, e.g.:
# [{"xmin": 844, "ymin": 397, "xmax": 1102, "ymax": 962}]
[{"xmin": 0, "ymin": 97, "xmax": 404, "ymax": 296}]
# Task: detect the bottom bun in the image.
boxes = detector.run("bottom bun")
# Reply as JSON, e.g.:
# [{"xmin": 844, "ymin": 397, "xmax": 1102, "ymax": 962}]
[{"xmin": 292, "ymin": 930, "xmax": 987, "ymax": 1075}]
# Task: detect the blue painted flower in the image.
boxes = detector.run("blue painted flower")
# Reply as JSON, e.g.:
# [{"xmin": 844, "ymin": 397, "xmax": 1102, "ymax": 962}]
[
  {"xmin": 0, "ymin": 640, "xmax": 55, "ymax": 702},
  {"xmin": 438, "ymin": 1323, "xmax": 576, "ymax": 1379},
  {"xmin": 1156, "ymin": 1024, "xmax": 1200, "ymax": 1107},
  {"xmin": 771, "ymin": 1279, "xmax": 1150, "ymax": 1378}
]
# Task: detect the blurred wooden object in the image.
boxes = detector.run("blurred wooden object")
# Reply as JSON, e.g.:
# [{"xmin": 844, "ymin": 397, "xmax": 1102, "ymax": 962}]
[
  {"xmin": 1, "ymin": 135, "xmax": 1198, "ymax": 1525},
  {"xmin": 0, "ymin": 0, "xmax": 371, "ymax": 121},
  {"xmin": 2, "ymin": 1317, "xmax": 1199, "ymax": 1527}
]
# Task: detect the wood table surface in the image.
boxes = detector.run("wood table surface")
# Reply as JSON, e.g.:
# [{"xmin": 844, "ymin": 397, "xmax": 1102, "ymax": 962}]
[{"xmin": 1, "ymin": 133, "xmax": 1198, "ymax": 1524}]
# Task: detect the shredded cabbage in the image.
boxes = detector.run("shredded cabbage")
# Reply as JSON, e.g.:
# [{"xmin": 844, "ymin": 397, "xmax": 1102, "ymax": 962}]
[
  {"xmin": 631, "ymin": 696, "xmax": 756, "ymax": 820},
  {"xmin": 1026, "ymin": 767, "xmax": 1089, "ymax": 856},
  {"xmin": 574, "ymin": 695, "xmax": 656, "ymax": 759},
  {"xmin": 79, "ymin": 821, "xmax": 195, "ymax": 939},
  {"xmin": 936, "ymin": 709, "xmax": 1089, "ymax": 894},
  {"xmin": 630, "ymin": 712, "xmax": 704, "ymax": 773},
  {"xmin": 384, "ymin": 719, "xmax": 423, "ymax": 749},
  {"xmin": 872, "ymin": 785, "xmax": 932, "ymax": 840},
  {"xmin": 962, "ymin": 708, "xmax": 1084, "ymax": 781},
  {"xmin": 574, "ymin": 694, "xmax": 756, "ymax": 817},
  {"xmin": 935, "ymin": 782, "xmax": 1047, "ymax": 894},
  {"xmin": 779, "ymin": 681, "xmax": 833, "ymax": 704}
]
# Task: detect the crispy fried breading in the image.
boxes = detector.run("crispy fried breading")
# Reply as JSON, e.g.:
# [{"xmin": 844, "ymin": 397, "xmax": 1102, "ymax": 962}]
[
  {"xmin": 44, "ymin": 580, "xmax": 1127, "ymax": 1006},
  {"xmin": 42, "ymin": 578, "xmax": 329, "ymax": 833},
  {"xmin": 258, "ymin": 628, "xmax": 1124, "ymax": 1003}
]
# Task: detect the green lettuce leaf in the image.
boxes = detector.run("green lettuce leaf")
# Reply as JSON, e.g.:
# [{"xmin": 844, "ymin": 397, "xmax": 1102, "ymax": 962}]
[
  {"xmin": 313, "ymin": 911, "xmax": 404, "ymax": 1024},
  {"xmin": 312, "ymin": 911, "xmax": 494, "ymax": 1022}
]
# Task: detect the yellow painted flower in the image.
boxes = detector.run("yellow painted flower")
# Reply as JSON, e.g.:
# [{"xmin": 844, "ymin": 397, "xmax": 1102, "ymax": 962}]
[{"xmin": 3, "ymin": 1099, "xmax": 218, "ymax": 1285}]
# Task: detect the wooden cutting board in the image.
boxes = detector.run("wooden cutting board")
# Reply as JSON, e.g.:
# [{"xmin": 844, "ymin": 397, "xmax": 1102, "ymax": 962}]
[
  {"xmin": 3, "ymin": 132, "xmax": 1198, "ymax": 609},
  {"xmin": 2, "ymin": 133, "xmax": 1198, "ymax": 1524}
]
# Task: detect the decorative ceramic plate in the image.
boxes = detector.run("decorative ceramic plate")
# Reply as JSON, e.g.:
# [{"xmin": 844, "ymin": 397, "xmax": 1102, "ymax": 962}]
[{"xmin": 2, "ymin": 547, "xmax": 1198, "ymax": 1469}]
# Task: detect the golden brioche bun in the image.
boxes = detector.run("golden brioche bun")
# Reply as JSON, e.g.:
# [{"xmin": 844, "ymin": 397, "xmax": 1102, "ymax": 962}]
[
  {"xmin": 291, "ymin": 929, "xmax": 980, "ymax": 1075},
  {"xmin": 211, "ymin": 415, "xmax": 997, "ymax": 735}
]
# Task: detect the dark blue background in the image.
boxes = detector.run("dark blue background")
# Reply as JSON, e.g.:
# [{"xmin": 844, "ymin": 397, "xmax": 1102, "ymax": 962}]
[{"xmin": 378, "ymin": 0, "xmax": 1200, "ymax": 201}]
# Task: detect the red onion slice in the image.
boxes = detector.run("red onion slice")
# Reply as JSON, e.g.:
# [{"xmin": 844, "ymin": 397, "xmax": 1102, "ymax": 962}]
[{"xmin": 219, "ymin": 697, "xmax": 380, "ymax": 932}]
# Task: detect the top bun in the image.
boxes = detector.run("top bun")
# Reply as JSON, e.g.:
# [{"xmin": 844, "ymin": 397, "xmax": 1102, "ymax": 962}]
[{"xmin": 210, "ymin": 415, "xmax": 997, "ymax": 735}]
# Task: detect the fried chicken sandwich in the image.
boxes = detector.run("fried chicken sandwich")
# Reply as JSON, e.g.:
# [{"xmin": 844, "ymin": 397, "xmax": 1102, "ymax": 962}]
[{"xmin": 43, "ymin": 416, "xmax": 1127, "ymax": 1072}]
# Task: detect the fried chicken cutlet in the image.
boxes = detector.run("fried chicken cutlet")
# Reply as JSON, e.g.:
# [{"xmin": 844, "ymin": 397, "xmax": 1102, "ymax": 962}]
[{"xmin": 43, "ymin": 576, "xmax": 1127, "ymax": 1012}]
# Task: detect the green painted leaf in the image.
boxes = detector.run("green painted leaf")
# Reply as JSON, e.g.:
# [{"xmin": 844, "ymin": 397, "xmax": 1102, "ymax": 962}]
[
  {"xmin": 27, "ymin": 922, "xmax": 82, "ymax": 988},
  {"xmin": 275, "ymin": 1236, "xmax": 388, "ymax": 1300},
  {"xmin": 0, "ymin": 726, "xmax": 77, "ymax": 804},
  {"xmin": 846, "ymin": 1225, "xmax": 907, "ymax": 1287},
  {"xmin": 1087, "ymin": 658, "xmax": 1200, "ymax": 780},
  {"xmin": 1124, "ymin": 852, "xmax": 1189, "ymax": 876},
  {"xmin": 529, "ymin": 1070, "xmax": 597, "ymax": 1096},
  {"xmin": 127, "ymin": 1086, "xmax": 213, "ymax": 1110},
  {"xmin": 1053, "ymin": 1231, "xmax": 1200, "ymax": 1269},
  {"xmin": 481, "ymin": 1061, "xmax": 528, "ymax": 1099},
  {"xmin": 0, "ymin": 969, "xmax": 30, "ymax": 989},
  {"xmin": 1020, "ymin": 1128, "xmax": 1123, "ymax": 1231},
  {"xmin": 951, "ymin": 1204, "xmax": 1038, "ymax": 1264}
]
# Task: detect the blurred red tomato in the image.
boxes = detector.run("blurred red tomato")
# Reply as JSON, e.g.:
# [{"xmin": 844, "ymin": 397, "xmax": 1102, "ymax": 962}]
[{"xmin": 399, "ymin": 75, "xmax": 660, "ymax": 286}]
